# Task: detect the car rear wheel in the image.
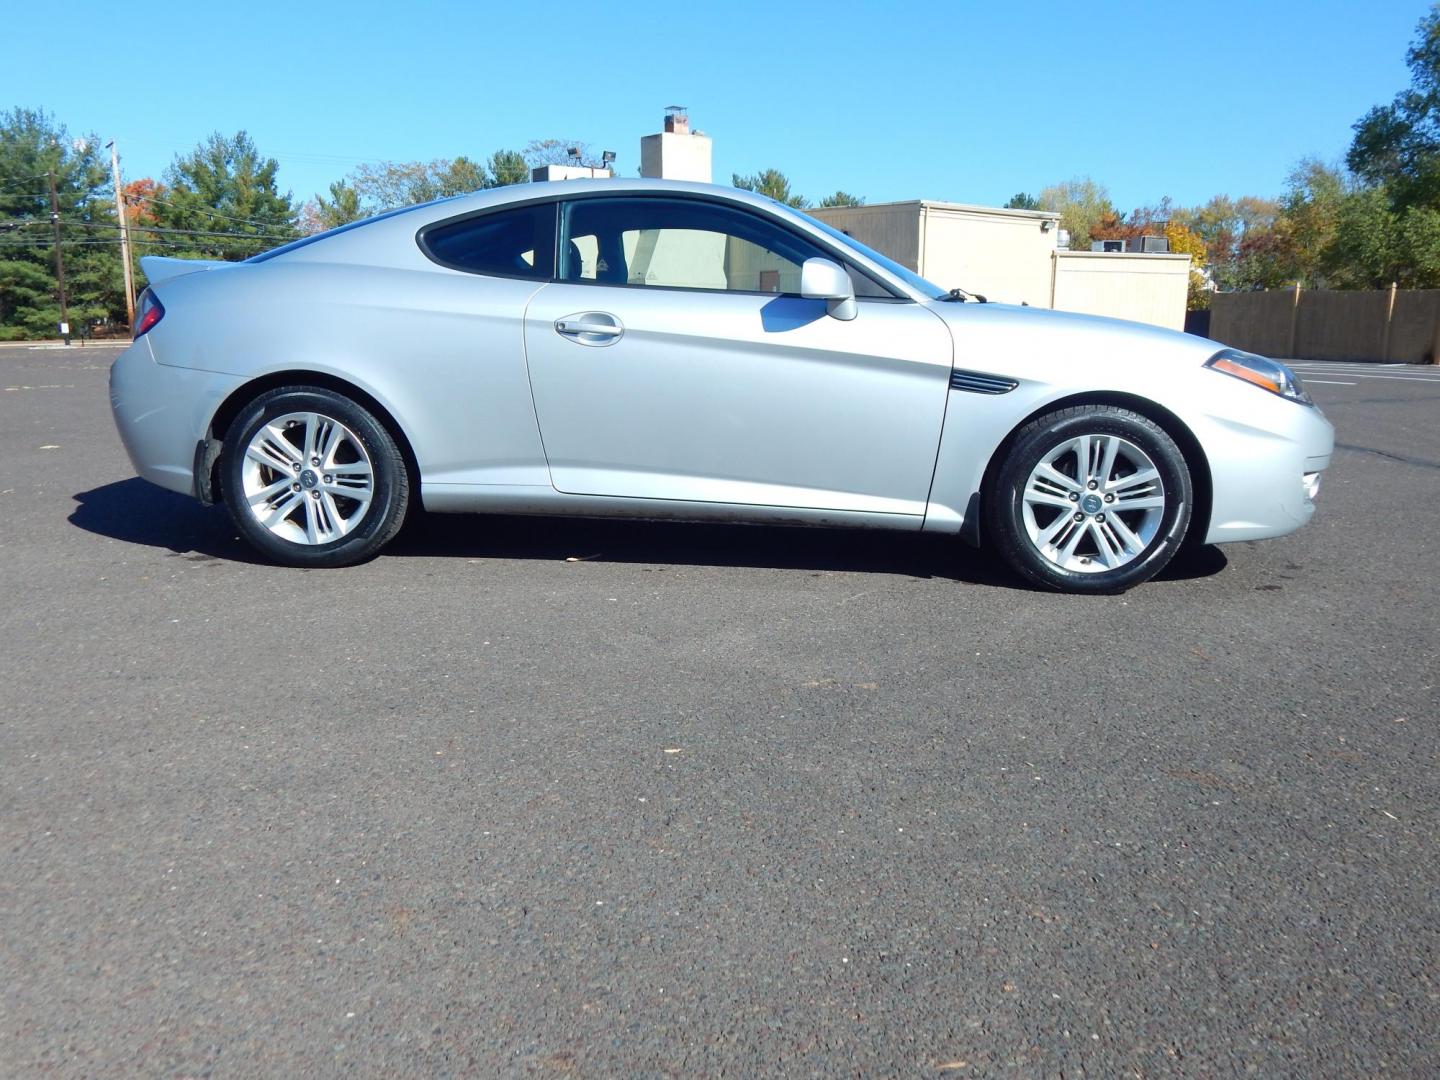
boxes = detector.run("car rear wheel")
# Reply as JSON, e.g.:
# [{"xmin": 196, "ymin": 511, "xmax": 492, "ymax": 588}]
[
  {"xmin": 223, "ymin": 387, "xmax": 409, "ymax": 567},
  {"xmin": 985, "ymin": 404, "xmax": 1192, "ymax": 593}
]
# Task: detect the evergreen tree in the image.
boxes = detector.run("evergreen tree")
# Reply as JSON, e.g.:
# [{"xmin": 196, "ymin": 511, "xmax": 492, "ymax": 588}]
[
  {"xmin": 144, "ymin": 131, "xmax": 298, "ymax": 261},
  {"xmin": 487, "ymin": 150, "xmax": 529, "ymax": 187},
  {"xmin": 314, "ymin": 179, "xmax": 363, "ymax": 229},
  {"xmin": 733, "ymin": 169, "xmax": 810, "ymax": 209},
  {"xmin": 0, "ymin": 108, "xmax": 124, "ymax": 339}
]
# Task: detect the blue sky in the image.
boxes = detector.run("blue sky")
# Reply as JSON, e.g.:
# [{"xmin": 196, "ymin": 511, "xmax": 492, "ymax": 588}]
[{"xmin": 5, "ymin": 0, "xmax": 1427, "ymax": 211}]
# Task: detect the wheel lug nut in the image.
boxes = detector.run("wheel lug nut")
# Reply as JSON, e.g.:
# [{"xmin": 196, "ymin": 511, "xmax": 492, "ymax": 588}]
[
  {"xmin": 1073, "ymin": 511, "xmax": 1084, "ymax": 522},
  {"xmin": 310, "ymin": 457, "xmax": 320, "ymax": 466},
  {"xmin": 292, "ymin": 462, "xmax": 300, "ymax": 471},
  {"xmin": 323, "ymin": 474, "xmax": 333, "ymax": 483},
  {"xmin": 1096, "ymin": 513, "xmax": 1106, "ymax": 522},
  {"xmin": 1068, "ymin": 492, "xmax": 1079, "ymax": 501},
  {"xmin": 1104, "ymin": 493, "xmax": 1114, "ymax": 503},
  {"xmin": 310, "ymin": 490, "xmax": 320, "ymax": 499},
  {"xmin": 1087, "ymin": 480, "xmax": 1098, "ymax": 490},
  {"xmin": 291, "ymin": 482, "xmax": 300, "ymax": 491}
]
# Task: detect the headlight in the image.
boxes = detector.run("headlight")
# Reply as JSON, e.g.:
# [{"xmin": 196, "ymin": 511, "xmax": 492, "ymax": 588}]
[{"xmin": 1205, "ymin": 349, "xmax": 1313, "ymax": 406}]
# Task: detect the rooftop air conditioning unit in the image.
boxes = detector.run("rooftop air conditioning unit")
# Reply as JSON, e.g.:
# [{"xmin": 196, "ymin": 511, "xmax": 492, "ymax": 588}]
[
  {"xmin": 1129, "ymin": 235, "xmax": 1170, "ymax": 253},
  {"xmin": 1091, "ymin": 239, "xmax": 1126, "ymax": 253}
]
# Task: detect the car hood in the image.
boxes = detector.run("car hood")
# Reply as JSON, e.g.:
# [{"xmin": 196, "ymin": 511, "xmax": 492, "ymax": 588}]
[{"xmin": 922, "ymin": 300, "xmax": 1222, "ymax": 369}]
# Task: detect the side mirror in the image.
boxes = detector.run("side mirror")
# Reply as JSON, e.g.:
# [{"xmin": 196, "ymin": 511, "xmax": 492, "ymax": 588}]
[{"xmin": 800, "ymin": 257, "xmax": 857, "ymax": 321}]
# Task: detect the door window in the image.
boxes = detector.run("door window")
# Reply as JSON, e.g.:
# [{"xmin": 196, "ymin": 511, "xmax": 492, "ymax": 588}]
[{"xmin": 560, "ymin": 197, "xmax": 834, "ymax": 295}]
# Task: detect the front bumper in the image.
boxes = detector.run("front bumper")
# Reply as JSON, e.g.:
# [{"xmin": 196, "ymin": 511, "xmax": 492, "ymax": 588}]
[
  {"xmin": 1201, "ymin": 398, "xmax": 1334, "ymax": 545},
  {"xmin": 109, "ymin": 339, "xmax": 246, "ymax": 498}
]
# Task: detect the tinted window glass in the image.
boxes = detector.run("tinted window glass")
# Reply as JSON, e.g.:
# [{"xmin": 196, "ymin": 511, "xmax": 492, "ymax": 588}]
[
  {"xmin": 423, "ymin": 204, "xmax": 555, "ymax": 278},
  {"xmin": 848, "ymin": 267, "xmax": 894, "ymax": 299},
  {"xmin": 804, "ymin": 214, "xmax": 947, "ymax": 299},
  {"xmin": 561, "ymin": 197, "xmax": 829, "ymax": 295}
]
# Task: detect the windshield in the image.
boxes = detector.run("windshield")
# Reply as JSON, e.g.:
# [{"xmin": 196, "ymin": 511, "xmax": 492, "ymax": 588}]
[{"xmin": 802, "ymin": 214, "xmax": 948, "ymax": 300}]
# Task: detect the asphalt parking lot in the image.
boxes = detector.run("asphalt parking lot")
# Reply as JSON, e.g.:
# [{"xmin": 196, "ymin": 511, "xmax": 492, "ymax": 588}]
[{"xmin": 2, "ymin": 343, "xmax": 1437, "ymax": 1077}]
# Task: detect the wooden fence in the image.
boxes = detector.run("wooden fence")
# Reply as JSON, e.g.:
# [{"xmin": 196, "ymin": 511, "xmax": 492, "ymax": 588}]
[{"xmin": 1209, "ymin": 285, "xmax": 1440, "ymax": 364}]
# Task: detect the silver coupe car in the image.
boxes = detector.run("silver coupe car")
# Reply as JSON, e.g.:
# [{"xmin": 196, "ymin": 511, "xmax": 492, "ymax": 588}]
[{"xmin": 110, "ymin": 179, "xmax": 1333, "ymax": 592}]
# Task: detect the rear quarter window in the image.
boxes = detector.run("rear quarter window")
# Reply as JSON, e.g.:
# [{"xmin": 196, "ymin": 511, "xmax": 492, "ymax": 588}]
[{"xmin": 420, "ymin": 203, "xmax": 556, "ymax": 279}]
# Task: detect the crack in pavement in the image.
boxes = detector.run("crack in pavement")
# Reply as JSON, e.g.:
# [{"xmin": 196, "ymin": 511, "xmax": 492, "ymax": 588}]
[{"xmin": 1335, "ymin": 441, "xmax": 1440, "ymax": 471}]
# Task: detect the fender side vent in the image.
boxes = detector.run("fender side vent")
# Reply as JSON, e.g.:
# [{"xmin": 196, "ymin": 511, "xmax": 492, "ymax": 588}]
[{"xmin": 950, "ymin": 369, "xmax": 1018, "ymax": 395}]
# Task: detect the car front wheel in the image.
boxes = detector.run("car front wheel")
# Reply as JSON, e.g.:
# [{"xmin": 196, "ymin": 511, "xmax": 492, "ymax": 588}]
[
  {"xmin": 985, "ymin": 404, "xmax": 1192, "ymax": 593},
  {"xmin": 222, "ymin": 387, "xmax": 410, "ymax": 567}
]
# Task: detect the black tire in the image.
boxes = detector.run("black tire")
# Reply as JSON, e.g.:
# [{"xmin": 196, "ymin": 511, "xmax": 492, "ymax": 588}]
[
  {"xmin": 984, "ymin": 404, "xmax": 1192, "ymax": 593},
  {"xmin": 222, "ymin": 386, "xmax": 410, "ymax": 568}
]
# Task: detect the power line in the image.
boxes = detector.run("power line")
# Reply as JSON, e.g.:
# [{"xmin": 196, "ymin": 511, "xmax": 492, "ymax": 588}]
[
  {"xmin": 128, "ymin": 193, "xmax": 297, "ymax": 232},
  {"xmin": 114, "ymin": 222, "xmax": 292, "ymax": 241},
  {"xmin": 20, "ymin": 217, "xmax": 292, "ymax": 240},
  {"xmin": 0, "ymin": 173, "xmax": 58, "ymax": 193},
  {"xmin": 2, "ymin": 218, "xmax": 292, "ymax": 242},
  {"xmin": 7, "ymin": 190, "xmax": 297, "ymax": 232},
  {"xmin": 0, "ymin": 239, "xmax": 219, "ymax": 248}
]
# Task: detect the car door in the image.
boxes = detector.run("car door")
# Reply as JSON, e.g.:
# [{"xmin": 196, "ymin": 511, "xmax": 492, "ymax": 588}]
[{"xmin": 522, "ymin": 194, "xmax": 954, "ymax": 518}]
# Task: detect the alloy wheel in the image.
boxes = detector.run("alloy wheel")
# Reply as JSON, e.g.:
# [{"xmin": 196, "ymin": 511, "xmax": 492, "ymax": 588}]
[
  {"xmin": 240, "ymin": 411, "xmax": 375, "ymax": 545},
  {"xmin": 1021, "ymin": 433, "xmax": 1167, "ymax": 573}
]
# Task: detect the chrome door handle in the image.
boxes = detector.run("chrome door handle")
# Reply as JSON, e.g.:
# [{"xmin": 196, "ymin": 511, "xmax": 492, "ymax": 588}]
[
  {"xmin": 555, "ymin": 312, "xmax": 624, "ymax": 345},
  {"xmin": 556, "ymin": 319, "xmax": 621, "ymax": 335}
]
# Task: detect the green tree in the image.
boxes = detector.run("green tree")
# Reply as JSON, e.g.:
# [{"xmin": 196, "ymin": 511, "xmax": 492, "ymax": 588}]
[
  {"xmin": 1169, "ymin": 194, "xmax": 1282, "ymax": 291},
  {"xmin": 437, "ymin": 156, "xmax": 486, "ymax": 196},
  {"xmin": 0, "ymin": 108, "xmax": 125, "ymax": 339},
  {"xmin": 1348, "ymin": 4, "xmax": 1440, "ymax": 209},
  {"xmin": 1037, "ymin": 176, "xmax": 1115, "ymax": 250},
  {"xmin": 1262, "ymin": 157, "xmax": 1440, "ymax": 289},
  {"xmin": 1399, "ymin": 202, "xmax": 1440, "ymax": 282},
  {"xmin": 1232, "ymin": 229, "xmax": 1299, "ymax": 291},
  {"xmin": 488, "ymin": 150, "xmax": 529, "ymax": 186},
  {"xmin": 146, "ymin": 131, "xmax": 298, "ymax": 261},
  {"xmin": 817, "ymin": 191, "xmax": 864, "ymax": 208},
  {"xmin": 733, "ymin": 169, "xmax": 810, "ymax": 208},
  {"xmin": 312, "ymin": 179, "xmax": 363, "ymax": 230},
  {"xmin": 1323, "ymin": 184, "xmax": 1402, "ymax": 287},
  {"xmin": 1280, "ymin": 159, "xmax": 1348, "ymax": 286},
  {"xmin": 1004, "ymin": 192, "xmax": 1040, "ymax": 210},
  {"xmin": 1321, "ymin": 184, "xmax": 1440, "ymax": 288}
]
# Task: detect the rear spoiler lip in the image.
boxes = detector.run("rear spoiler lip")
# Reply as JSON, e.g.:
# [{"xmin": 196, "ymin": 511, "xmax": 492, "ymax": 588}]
[{"xmin": 138, "ymin": 255, "xmax": 231, "ymax": 285}]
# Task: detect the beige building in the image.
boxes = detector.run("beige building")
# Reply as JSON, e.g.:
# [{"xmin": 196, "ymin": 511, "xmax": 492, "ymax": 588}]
[
  {"xmin": 640, "ymin": 107, "xmax": 713, "ymax": 184},
  {"xmin": 810, "ymin": 200, "xmax": 1191, "ymax": 330},
  {"xmin": 1052, "ymin": 250, "xmax": 1192, "ymax": 329}
]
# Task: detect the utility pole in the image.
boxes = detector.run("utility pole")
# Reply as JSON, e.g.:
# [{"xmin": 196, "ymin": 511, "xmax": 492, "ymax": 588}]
[
  {"xmin": 107, "ymin": 140, "xmax": 136, "ymax": 329},
  {"xmin": 46, "ymin": 170, "xmax": 71, "ymax": 345}
]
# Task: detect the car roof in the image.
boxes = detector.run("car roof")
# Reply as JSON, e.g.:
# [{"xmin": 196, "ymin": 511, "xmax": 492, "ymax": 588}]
[
  {"xmin": 252, "ymin": 178, "xmax": 933, "ymax": 302},
  {"xmin": 439, "ymin": 177, "xmax": 790, "ymax": 216},
  {"xmin": 252, "ymin": 178, "xmax": 802, "ymax": 267}
]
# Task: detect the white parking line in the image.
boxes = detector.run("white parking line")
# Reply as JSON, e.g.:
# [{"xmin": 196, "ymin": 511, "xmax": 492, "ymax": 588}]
[
  {"xmin": 1290, "ymin": 367, "xmax": 1440, "ymax": 375},
  {"xmin": 1289, "ymin": 370, "xmax": 1440, "ymax": 382},
  {"xmin": 1291, "ymin": 362, "xmax": 1409, "ymax": 368},
  {"xmin": 1303, "ymin": 379, "xmax": 1357, "ymax": 385}
]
